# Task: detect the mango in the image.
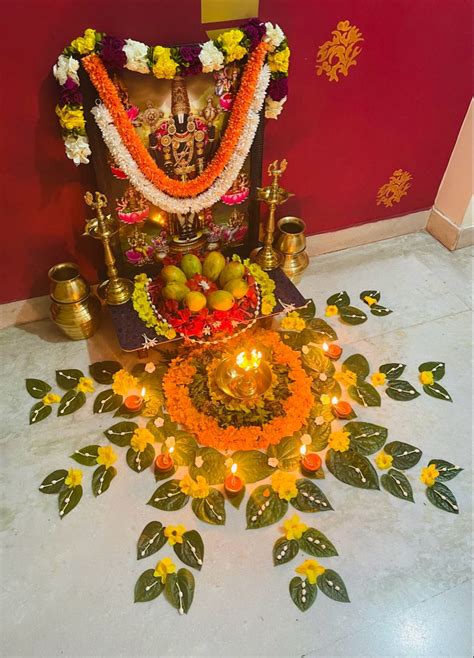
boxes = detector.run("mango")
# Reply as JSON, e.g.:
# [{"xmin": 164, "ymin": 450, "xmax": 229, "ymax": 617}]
[
  {"xmin": 162, "ymin": 282, "xmax": 189, "ymax": 302},
  {"xmin": 180, "ymin": 254, "xmax": 202, "ymax": 279},
  {"xmin": 185, "ymin": 291, "xmax": 207, "ymax": 312},
  {"xmin": 207, "ymin": 290, "xmax": 235, "ymax": 312},
  {"xmin": 224, "ymin": 278, "xmax": 249, "ymax": 300},
  {"xmin": 161, "ymin": 264, "xmax": 186, "ymax": 284},
  {"xmin": 218, "ymin": 262, "xmax": 245, "ymax": 288},
  {"xmin": 202, "ymin": 251, "xmax": 226, "ymax": 281}
]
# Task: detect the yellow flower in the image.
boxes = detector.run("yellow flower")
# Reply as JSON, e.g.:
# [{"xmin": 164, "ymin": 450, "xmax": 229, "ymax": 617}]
[
  {"xmin": 280, "ymin": 311, "xmax": 306, "ymax": 332},
  {"xmin": 374, "ymin": 451, "xmax": 393, "ymax": 470},
  {"xmin": 218, "ymin": 29, "xmax": 247, "ymax": 62},
  {"xmin": 179, "ymin": 474, "xmax": 195, "ymax": 496},
  {"xmin": 153, "ymin": 557, "xmax": 176, "ymax": 583},
  {"xmin": 96, "ymin": 445, "xmax": 117, "ymax": 469},
  {"xmin": 371, "ymin": 372, "xmax": 386, "ymax": 386},
  {"xmin": 55, "ymin": 105, "xmax": 86, "ymax": 132},
  {"xmin": 111, "ymin": 369, "xmax": 139, "ymax": 396},
  {"xmin": 420, "ymin": 464, "xmax": 439, "ymax": 487},
  {"xmin": 70, "ymin": 28, "xmax": 98, "ymax": 55},
  {"xmin": 142, "ymin": 396, "xmax": 163, "ymax": 418},
  {"xmin": 164, "ymin": 328, "xmax": 177, "ymax": 340},
  {"xmin": 130, "ymin": 428, "xmax": 154, "ymax": 453},
  {"xmin": 271, "ymin": 471, "xmax": 298, "ymax": 501},
  {"xmin": 261, "ymin": 299, "xmax": 273, "ymax": 315},
  {"xmin": 419, "ymin": 371, "xmax": 434, "ymax": 386},
  {"xmin": 192, "ymin": 475, "xmax": 210, "ymax": 499},
  {"xmin": 328, "ymin": 430, "xmax": 350, "ymax": 453},
  {"xmin": 325, "ymin": 305, "xmax": 339, "ymax": 317},
  {"xmin": 334, "ymin": 370, "xmax": 358, "ymax": 387},
  {"xmin": 164, "ymin": 524, "xmax": 186, "ymax": 546},
  {"xmin": 42, "ymin": 393, "xmax": 61, "ymax": 405},
  {"xmin": 363, "ymin": 295, "xmax": 377, "ymax": 306},
  {"xmin": 295, "ymin": 559, "xmax": 325, "ymax": 585},
  {"xmin": 152, "ymin": 46, "xmax": 178, "ymax": 79},
  {"xmin": 320, "ymin": 394, "xmax": 331, "ymax": 405},
  {"xmin": 283, "ymin": 514, "xmax": 308, "ymax": 541},
  {"xmin": 64, "ymin": 468, "xmax": 82, "ymax": 488},
  {"xmin": 76, "ymin": 377, "xmax": 95, "ymax": 393},
  {"xmin": 268, "ymin": 46, "xmax": 290, "ymax": 73}
]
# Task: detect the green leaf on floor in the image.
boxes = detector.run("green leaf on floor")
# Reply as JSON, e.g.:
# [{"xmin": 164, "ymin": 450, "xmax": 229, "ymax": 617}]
[
  {"xmin": 58, "ymin": 484, "xmax": 82, "ymax": 518},
  {"xmin": 231, "ymin": 450, "xmax": 274, "ymax": 483},
  {"xmin": 326, "ymin": 291, "xmax": 350, "ymax": 308},
  {"xmin": 385, "ymin": 380, "xmax": 420, "ymax": 401},
  {"xmin": 273, "ymin": 537, "xmax": 300, "ymax": 566},
  {"xmin": 227, "ymin": 485, "xmax": 246, "ymax": 510},
  {"xmin": 55, "ymin": 369, "xmax": 84, "ymax": 390},
  {"xmin": 370, "ymin": 304, "xmax": 392, "ymax": 316},
  {"xmin": 426, "ymin": 481, "xmax": 459, "ymax": 514},
  {"xmin": 379, "ymin": 363, "xmax": 406, "ymax": 380},
  {"xmin": 103, "ymin": 421, "xmax": 138, "ymax": 446},
  {"xmin": 89, "ymin": 361, "xmax": 122, "ymax": 384},
  {"xmin": 113, "ymin": 403, "xmax": 142, "ymax": 419},
  {"xmin": 360, "ymin": 290, "xmax": 381, "ymax": 304},
  {"xmin": 339, "ymin": 305, "xmax": 367, "ymax": 325},
  {"xmin": 342, "ymin": 354, "xmax": 370, "ymax": 379},
  {"xmin": 348, "ymin": 381, "xmax": 381, "ymax": 407},
  {"xmin": 246, "ymin": 485, "xmax": 288, "ymax": 529},
  {"xmin": 93, "ymin": 389, "xmax": 122, "ymax": 414},
  {"xmin": 165, "ymin": 569, "xmax": 195, "ymax": 614},
  {"xmin": 189, "ymin": 447, "xmax": 226, "ymax": 484},
  {"xmin": 29, "ymin": 401, "xmax": 52, "ymax": 425},
  {"xmin": 302, "ymin": 345, "xmax": 329, "ymax": 374},
  {"xmin": 148, "ymin": 480, "xmax": 189, "ymax": 511},
  {"xmin": 174, "ymin": 530, "xmax": 204, "ymax": 570},
  {"xmin": 134, "ymin": 569, "xmax": 164, "ymax": 602},
  {"xmin": 290, "ymin": 479, "xmax": 332, "ymax": 513},
  {"xmin": 326, "ymin": 449, "xmax": 379, "ymax": 490},
  {"xmin": 137, "ymin": 521, "xmax": 166, "ymax": 560},
  {"xmin": 307, "ymin": 421, "xmax": 331, "ymax": 452},
  {"xmin": 267, "ymin": 434, "xmax": 301, "ymax": 472},
  {"xmin": 381, "ymin": 469, "xmax": 414, "ymax": 502},
  {"xmin": 299, "ymin": 528, "xmax": 338, "ymax": 558},
  {"xmin": 306, "ymin": 318, "xmax": 338, "ymax": 342},
  {"xmin": 423, "ymin": 382, "xmax": 452, "ymax": 402},
  {"xmin": 297, "ymin": 299, "xmax": 316, "ymax": 322},
  {"xmin": 39, "ymin": 469, "xmax": 68, "ymax": 494},
  {"xmin": 26, "ymin": 378, "xmax": 52, "ymax": 399},
  {"xmin": 92, "ymin": 465, "xmax": 116, "ymax": 496},
  {"xmin": 418, "ymin": 361, "xmax": 445, "ymax": 381},
  {"xmin": 57, "ymin": 389, "xmax": 86, "ymax": 416},
  {"xmin": 167, "ymin": 431, "xmax": 198, "ymax": 467},
  {"xmin": 317, "ymin": 569, "xmax": 350, "ymax": 602},
  {"xmin": 192, "ymin": 489, "xmax": 226, "ymax": 525},
  {"xmin": 126, "ymin": 444, "xmax": 155, "ymax": 473},
  {"xmin": 289, "ymin": 576, "xmax": 317, "ymax": 612},
  {"xmin": 384, "ymin": 441, "xmax": 422, "ymax": 470},
  {"xmin": 343, "ymin": 422, "xmax": 387, "ymax": 455},
  {"xmin": 70, "ymin": 444, "xmax": 100, "ymax": 466},
  {"xmin": 428, "ymin": 459, "xmax": 463, "ymax": 482}
]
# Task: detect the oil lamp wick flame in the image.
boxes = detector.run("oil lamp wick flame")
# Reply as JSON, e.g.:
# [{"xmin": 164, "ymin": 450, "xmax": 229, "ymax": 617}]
[
  {"xmin": 140, "ymin": 386, "xmax": 146, "ymax": 397},
  {"xmin": 231, "ymin": 463, "xmax": 237, "ymax": 475},
  {"xmin": 322, "ymin": 342, "xmax": 329, "ymax": 352},
  {"xmin": 331, "ymin": 396, "xmax": 339, "ymax": 405},
  {"xmin": 236, "ymin": 349, "xmax": 262, "ymax": 371},
  {"xmin": 300, "ymin": 444, "xmax": 307, "ymax": 456},
  {"xmin": 168, "ymin": 446, "xmax": 175, "ymax": 455}
]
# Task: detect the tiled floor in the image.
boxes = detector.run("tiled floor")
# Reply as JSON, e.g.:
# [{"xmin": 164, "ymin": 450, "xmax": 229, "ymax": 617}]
[{"xmin": 0, "ymin": 233, "xmax": 472, "ymax": 658}]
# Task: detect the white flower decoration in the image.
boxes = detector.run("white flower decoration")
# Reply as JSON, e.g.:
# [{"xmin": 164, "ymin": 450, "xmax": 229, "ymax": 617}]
[
  {"xmin": 267, "ymin": 457, "xmax": 279, "ymax": 468},
  {"xmin": 194, "ymin": 455, "xmax": 204, "ymax": 468},
  {"xmin": 265, "ymin": 96, "xmax": 287, "ymax": 120},
  {"xmin": 53, "ymin": 55, "xmax": 80, "ymax": 86},
  {"xmin": 319, "ymin": 373, "xmax": 328, "ymax": 382},
  {"xmin": 301, "ymin": 345, "xmax": 309, "ymax": 355},
  {"xmin": 300, "ymin": 433, "xmax": 312, "ymax": 446},
  {"xmin": 144, "ymin": 362, "xmax": 156, "ymax": 373},
  {"xmin": 314, "ymin": 416, "xmax": 325, "ymax": 426},
  {"xmin": 64, "ymin": 135, "xmax": 91, "ymax": 165},
  {"xmin": 199, "ymin": 41, "xmax": 224, "ymax": 73},
  {"xmin": 165, "ymin": 436, "xmax": 176, "ymax": 449},
  {"xmin": 154, "ymin": 417, "xmax": 164, "ymax": 428},
  {"xmin": 264, "ymin": 22, "xmax": 285, "ymax": 50},
  {"xmin": 123, "ymin": 39, "xmax": 150, "ymax": 74}
]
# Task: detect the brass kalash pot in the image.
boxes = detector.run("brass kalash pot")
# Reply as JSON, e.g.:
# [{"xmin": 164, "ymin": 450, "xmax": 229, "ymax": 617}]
[
  {"xmin": 275, "ymin": 216, "xmax": 309, "ymax": 284},
  {"xmin": 48, "ymin": 263, "xmax": 101, "ymax": 340}
]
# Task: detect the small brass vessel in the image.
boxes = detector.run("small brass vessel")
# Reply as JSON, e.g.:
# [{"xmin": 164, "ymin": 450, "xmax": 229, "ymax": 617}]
[
  {"xmin": 215, "ymin": 352, "xmax": 272, "ymax": 400},
  {"xmin": 275, "ymin": 216, "xmax": 309, "ymax": 284}
]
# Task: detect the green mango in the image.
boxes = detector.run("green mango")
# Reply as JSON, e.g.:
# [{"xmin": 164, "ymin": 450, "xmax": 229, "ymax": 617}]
[
  {"xmin": 162, "ymin": 282, "xmax": 189, "ymax": 302},
  {"xmin": 202, "ymin": 251, "xmax": 226, "ymax": 281},
  {"xmin": 224, "ymin": 278, "xmax": 249, "ymax": 300},
  {"xmin": 161, "ymin": 265, "xmax": 186, "ymax": 284},
  {"xmin": 218, "ymin": 262, "xmax": 245, "ymax": 288},
  {"xmin": 180, "ymin": 254, "xmax": 202, "ymax": 279},
  {"xmin": 207, "ymin": 290, "xmax": 234, "ymax": 311}
]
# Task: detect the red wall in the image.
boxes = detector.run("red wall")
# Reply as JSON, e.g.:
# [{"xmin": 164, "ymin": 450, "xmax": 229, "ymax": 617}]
[{"xmin": 0, "ymin": 0, "xmax": 471, "ymax": 303}]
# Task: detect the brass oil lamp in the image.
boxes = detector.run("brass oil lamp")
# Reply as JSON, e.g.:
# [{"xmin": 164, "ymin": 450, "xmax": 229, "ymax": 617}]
[{"xmin": 215, "ymin": 348, "xmax": 272, "ymax": 400}]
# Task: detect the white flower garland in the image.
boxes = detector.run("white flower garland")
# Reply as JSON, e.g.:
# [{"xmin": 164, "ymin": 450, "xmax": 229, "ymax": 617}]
[{"xmin": 91, "ymin": 64, "xmax": 271, "ymax": 215}]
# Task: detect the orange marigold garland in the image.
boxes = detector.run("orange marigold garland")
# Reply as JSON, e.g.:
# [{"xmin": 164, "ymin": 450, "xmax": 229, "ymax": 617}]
[
  {"xmin": 82, "ymin": 42, "xmax": 268, "ymax": 198},
  {"xmin": 162, "ymin": 330, "xmax": 314, "ymax": 451}
]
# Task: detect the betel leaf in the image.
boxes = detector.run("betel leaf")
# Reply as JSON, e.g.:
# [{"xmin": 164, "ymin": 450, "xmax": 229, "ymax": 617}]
[
  {"xmin": 25, "ymin": 378, "xmax": 51, "ymax": 399},
  {"xmin": 385, "ymin": 380, "xmax": 420, "ymax": 401},
  {"xmin": 381, "ymin": 469, "xmax": 414, "ymax": 502},
  {"xmin": 103, "ymin": 421, "xmax": 138, "ymax": 447},
  {"xmin": 342, "ymin": 354, "xmax": 370, "ymax": 379},
  {"xmin": 289, "ymin": 577, "xmax": 317, "ymax": 612},
  {"xmin": 189, "ymin": 447, "xmax": 226, "ymax": 485},
  {"xmin": 192, "ymin": 488, "xmax": 226, "ymax": 525},
  {"xmin": 379, "ymin": 363, "xmax": 406, "ymax": 380},
  {"xmin": 92, "ymin": 465, "xmax": 116, "ymax": 496},
  {"xmin": 307, "ymin": 421, "xmax": 331, "ymax": 452},
  {"xmin": 360, "ymin": 290, "xmax": 381, "ymax": 303},
  {"xmin": 326, "ymin": 449, "xmax": 379, "ymax": 490},
  {"xmin": 339, "ymin": 305, "xmax": 367, "ymax": 325},
  {"xmin": 343, "ymin": 422, "xmax": 387, "ymax": 455},
  {"xmin": 93, "ymin": 389, "xmax": 122, "ymax": 414},
  {"xmin": 306, "ymin": 318, "xmax": 338, "ymax": 342},
  {"xmin": 57, "ymin": 389, "xmax": 86, "ymax": 417},
  {"xmin": 418, "ymin": 361, "xmax": 445, "ymax": 381},
  {"xmin": 267, "ymin": 434, "xmax": 301, "ymax": 472},
  {"xmin": 168, "ymin": 431, "xmax": 198, "ymax": 467},
  {"xmin": 126, "ymin": 444, "xmax": 155, "ymax": 473},
  {"xmin": 370, "ymin": 304, "xmax": 392, "ymax": 316},
  {"xmin": 55, "ymin": 369, "xmax": 84, "ymax": 390},
  {"xmin": 113, "ymin": 403, "xmax": 141, "ymax": 419},
  {"xmin": 425, "ymin": 481, "xmax": 459, "ymax": 514},
  {"xmin": 297, "ymin": 299, "xmax": 316, "ymax": 322},
  {"xmin": 302, "ymin": 345, "xmax": 331, "ymax": 374},
  {"xmin": 423, "ymin": 383, "xmax": 452, "ymax": 402},
  {"xmin": 165, "ymin": 569, "xmax": 195, "ymax": 614},
  {"xmin": 134, "ymin": 569, "xmax": 164, "ymax": 603},
  {"xmin": 231, "ymin": 450, "xmax": 274, "ymax": 483},
  {"xmin": 173, "ymin": 530, "xmax": 204, "ymax": 571},
  {"xmin": 348, "ymin": 381, "xmax": 381, "ymax": 407},
  {"xmin": 29, "ymin": 402, "xmax": 52, "ymax": 425},
  {"xmin": 290, "ymin": 479, "xmax": 332, "ymax": 513},
  {"xmin": 428, "ymin": 459, "xmax": 463, "ymax": 482},
  {"xmin": 317, "ymin": 569, "xmax": 350, "ymax": 602},
  {"xmin": 148, "ymin": 480, "xmax": 189, "ymax": 511},
  {"xmin": 273, "ymin": 537, "xmax": 300, "ymax": 566},
  {"xmin": 227, "ymin": 485, "xmax": 246, "ymax": 510},
  {"xmin": 384, "ymin": 441, "xmax": 422, "ymax": 470},
  {"xmin": 137, "ymin": 521, "xmax": 166, "ymax": 560},
  {"xmin": 39, "ymin": 469, "xmax": 68, "ymax": 494},
  {"xmin": 89, "ymin": 360, "xmax": 122, "ymax": 384},
  {"xmin": 246, "ymin": 485, "xmax": 288, "ymax": 529},
  {"xmin": 327, "ymin": 291, "xmax": 350, "ymax": 308},
  {"xmin": 58, "ymin": 485, "xmax": 82, "ymax": 518},
  {"xmin": 299, "ymin": 528, "xmax": 338, "ymax": 558},
  {"xmin": 70, "ymin": 444, "xmax": 100, "ymax": 466}
]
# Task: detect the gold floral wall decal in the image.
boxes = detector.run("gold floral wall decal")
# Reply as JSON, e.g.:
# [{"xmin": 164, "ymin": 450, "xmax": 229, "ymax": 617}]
[
  {"xmin": 376, "ymin": 170, "xmax": 413, "ymax": 208},
  {"xmin": 316, "ymin": 20, "xmax": 364, "ymax": 82}
]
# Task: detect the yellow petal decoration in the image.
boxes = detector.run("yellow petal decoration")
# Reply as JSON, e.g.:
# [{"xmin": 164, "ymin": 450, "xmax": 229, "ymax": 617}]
[
  {"xmin": 295, "ymin": 558, "xmax": 325, "ymax": 584},
  {"xmin": 376, "ymin": 169, "xmax": 413, "ymax": 208},
  {"xmin": 271, "ymin": 471, "xmax": 298, "ymax": 501},
  {"xmin": 420, "ymin": 464, "xmax": 439, "ymax": 487},
  {"xmin": 164, "ymin": 524, "xmax": 186, "ymax": 546},
  {"xmin": 419, "ymin": 371, "xmax": 434, "ymax": 386},
  {"xmin": 153, "ymin": 557, "xmax": 176, "ymax": 583},
  {"xmin": 316, "ymin": 20, "xmax": 364, "ymax": 82},
  {"xmin": 76, "ymin": 376, "xmax": 95, "ymax": 393},
  {"xmin": 283, "ymin": 514, "xmax": 308, "ymax": 541},
  {"xmin": 374, "ymin": 451, "xmax": 393, "ymax": 470},
  {"xmin": 371, "ymin": 372, "xmax": 386, "ymax": 386},
  {"xmin": 96, "ymin": 445, "xmax": 117, "ymax": 469},
  {"xmin": 64, "ymin": 468, "xmax": 82, "ymax": 488},
  {"xmin": 328, "ymin": 430, "xmax": 350, "ymax": 453},
  {"xmin": 325, "ymin": 305, "xmax": 339, "ymax": 317},
  {"xmin": 42, "ymin": 393, "xmax": 61, "ymax": 405}
]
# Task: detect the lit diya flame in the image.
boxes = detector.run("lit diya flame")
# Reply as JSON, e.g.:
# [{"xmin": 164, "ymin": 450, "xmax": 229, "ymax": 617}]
[
  {"xmin": 231, "ymin": 462, "xmax": 238, "ymax": 475},
  {"xmin": 236, "ymin": 349, "xmax": 262, "ymax": 371},
  {"xmin": 300, "ymin": 443, "xmax": 322, "ymax": 472}
]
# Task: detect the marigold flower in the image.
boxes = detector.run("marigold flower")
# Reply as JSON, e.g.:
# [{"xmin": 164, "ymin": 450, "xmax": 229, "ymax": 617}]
[
  {"xmin": 371, "ymin": 372, "xmax": 386, "ymax": 386},
  {"xmin": 76, "ymin": 376, "xmax": 95, "ymax": 393},
  {"xmin": 153, "ymin": 557, "xmax": 176, "ymax": 583},
  {"xmin": 271, "ymin": 471, "xmax": 298, "ymax": 501},
  {"xmin": 328, "ymin": 430, "xmax": 350, "ymax": 453},
  {"xmin": 280, "ymin": 311, "xmax": 306, "ymax": 332},
  {"xmin": 325, "ymin": 305, "xmax": 339, "ymax": 317},
  {"xmin": 283, "ymin": 514, "xmax": 307, "ymax": 541},
  {"xmin": 374, "ymin": 451, "xmax": 393, "ymax": 470},
  {"xmin": 96, "ymin": 445, "xmax": 117, "ymax": 469},
  {"xmin": 334, "ymin": 370, "xmax": 358, "ymax": 387},
  {"xmin": 363, "ymin": 295, "xmax": 377, "ymax": 306},
  {"xmin": 420, "ymin": 464, "xmax": 439, "ymax": 487},
  {"xmin": 419, "ymin": 371, "xmax": 434, "ymax": 386},
  {"xmin": 42, "ymin": 393, "xmax": 61, "ymax": 405},
  {"xmin": 130, "ymin": 428, "xmax": 154, "ymax": 453},
  {"xmin": 65, "ymin": 468, "xmax": 82, "ymax": 488},
  {"xmin": 295, "ymin": 558, "xmax": 325, "ymax": 584},
  {"xmin": 111, "ymin": 369, "xmax": 139, "ymax": 396},
  {"xmin": 164, "ymin": 524, "xmax": 186, "ymax": 546},
  {"xmin": 142, "ymin": 396, "xmax": 162, "ymax": 418}
]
